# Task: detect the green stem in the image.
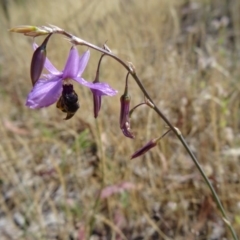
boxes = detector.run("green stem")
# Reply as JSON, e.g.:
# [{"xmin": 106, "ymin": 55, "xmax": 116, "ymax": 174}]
[{"xmin": 58, "ymin": 29, "xmax": 238, "ymax": 239}]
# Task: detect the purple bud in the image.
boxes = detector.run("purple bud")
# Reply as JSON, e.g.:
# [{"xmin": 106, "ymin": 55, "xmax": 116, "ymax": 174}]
[
  {"xmin": 91, "ymin": 55, "xmax": 105, "ymax": 118},
  {"xmin": 92, "ymin": 89, "xmax": 102, "ymax": 118},
  {"xmin": 122, "ymin": 121, "xmax": 134, "ymax": 139},
  {"xmin": 120, "ymin": 94, "xmax": 130, "ymax": 128},
  {"xmin": 131, "ymin": 138, "xmax": 158, "ymax": 159},
  {"xmin": 120, "ymin": 72, "xmax": 134, "ymax": 138},
  {"xmin": 30, "ymin": 33, "xmax": 52, "ymax": 86},
  {"xmin": 120, "ymin": 94, "xmax": 134, "ymax": 138}
]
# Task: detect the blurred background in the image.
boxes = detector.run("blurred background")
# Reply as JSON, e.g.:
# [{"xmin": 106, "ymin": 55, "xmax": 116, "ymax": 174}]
[{"xmin": 1, "ymin": 0, "xmax": 240, "ymax": 239}]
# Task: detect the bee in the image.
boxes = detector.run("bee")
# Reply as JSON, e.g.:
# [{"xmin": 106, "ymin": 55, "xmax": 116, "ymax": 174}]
[{"xmin": 56, "ymin": 84, "xmax": 79, "ymax": 120}]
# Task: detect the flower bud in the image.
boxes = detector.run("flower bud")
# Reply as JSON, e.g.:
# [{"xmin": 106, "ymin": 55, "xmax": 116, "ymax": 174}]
[
  {"xmin": 30, "ymin": 33, "xmax": 52, "ymax": 86},
  {"xmin": 91, "ymin": 54, "xmax": 104, "ymax": 118},
  {"xmin": 131, "ymin": 138, "xmax": 158, "ymax": 159},
  {"xmin": 120, "ymin": 94, "xmax": 130, "ymax": 128},
  {"xmin": 120, "ymin": 94, "xmax": 134, "ymax": 138},
  {"xmin": 9, "ymin": 25, "xmax": 37, "ymax": 33},
  {"xmin": 92, "ymin": 89, "xmax": 102, "ymax": 118},
  {"xmin": 9, "ymin": 25, "xmax": 51, "ymax": 37},
  {"xmin": 120, "ymin": 72, "xmax": 134, "ymax": 138},
  {"xmin": 122, "ymin": 121, "xmax": 134, "ymax": 139},
  {"xmin": 131, "ymin": 130, "xmax": 171, "ymax": 159}
]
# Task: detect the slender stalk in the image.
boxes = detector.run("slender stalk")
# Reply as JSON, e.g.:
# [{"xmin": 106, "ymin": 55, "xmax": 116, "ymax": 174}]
[
  {"xmin": 17, "ymin": 26, "xmax": 238, "ymax": 239},
  {"xmin": 64, "ymin": 32, "xmax": 238, "ymax": 240},
  {"xmin": 67, "ymin": 36, "xmax": 238, "ymax": 239},
  {"xmin": 95, "ymin": 53, "xmax": 105, "ymax": 80},
  {"xmin": 129, "ymin": 102, "xmax": 146, "ymax": 117}
]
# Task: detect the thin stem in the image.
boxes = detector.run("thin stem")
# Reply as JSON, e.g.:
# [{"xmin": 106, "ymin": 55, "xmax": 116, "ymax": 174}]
[
  {"xmin": 129, "ymin": 102, "xmax": 146, "ymax": 117},
  {"xmin": 70, "ymin": 35, "xmax": 238, "ymax": 240},
  {"xmin": 60, "ymin": 30, "xmax": 131, "ymax": 71},
  {"xmin": 124, "ymin": 72, "xmax": 130, "ymax": 94},
  {"xmin": 40, "ymin": 28, "xmax": 238, "ymax": 239},
  {"xmin": 178, "ymin": 132, "xmax": 238, "ymax": 239},
  {"xmin": 77, "ymin": 42, "xmax": 237, "ymax": 240},
  {"xmin": 95, "ymin": 53, "xmax": 105, "ymax": 80}
]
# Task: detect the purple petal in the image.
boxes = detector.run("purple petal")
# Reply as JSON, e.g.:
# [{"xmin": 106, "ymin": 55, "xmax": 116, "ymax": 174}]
[
  {"xmin": 131, "ymin": 139, "xmax": 157, "ymax": 159},
  {"xmin": 26, "ymin": 76, "xmax": 62, "ymax": 108},
  {"xmin": 62, "ymin": 47, "xmax": 79, "ymax": 79},
  {"xmin": 33, "ymin": 43, "xmax": 60, "ymax": 75},
  {"xmin": 121, "ymin": 122, "xmax": 135, "ymax": 139},
  {"xmin": 33, "ymin": 42, "xmax": 38, "ymax": 50},
  {"xmin": 120, "ymin": 95, "xmax": 130, "ymax": 128},
  {"xmin": 73, "ymin": 77, "xmax": 118, "ymax": 96},
  {"xmin": 30, "ymin": 46, "xmax": 46, "ymax": 86},
  {"xmin": 91, "ymin": 89, "xmax": 102, "ymax": 118},
  {"xmin": 78, "ymin": 50, "xmax": 90, "ymax": 77},
  {"xmin": 44, "ymin": 58, "xmax": 61, "ymax": 75}
]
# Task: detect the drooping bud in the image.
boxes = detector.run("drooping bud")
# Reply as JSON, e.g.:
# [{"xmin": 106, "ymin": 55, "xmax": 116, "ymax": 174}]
[
  {"xmin": 92, "ymin": 89, "xmax": 102, "ymax": 118},
  {"xmin": 120, "ymin": 93, "xmax": 130, "ymax": 128},
  {"xmin": 56, "ymin": 84, "xmax": 79, "ymax": 120},
  {"xmin": 131, "ymin": 130, "xmax": 171, "ymax": 159},
  {"xmin": 131, "ymin": 138, "xmax": 158, "ymax": 159},
  {"xmin": 91, "ymin": 54, "xmax": 105, "ymax": 118},
  {"xmin": 120, "ymin": 72, "xmax": 134, "ymax": 138},
  {"xmin": 30, "ymin": 33, "xmax": 52, "ymax": 86},
  {"xmin": 121, "ymin": 121, "xmax": 134, "ymax": 138}
]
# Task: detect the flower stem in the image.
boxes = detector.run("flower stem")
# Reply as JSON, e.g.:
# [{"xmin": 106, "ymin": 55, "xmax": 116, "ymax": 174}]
[
  {"xmin": 129, "ymin": 102, "xmax": 146, "ymax": 117},
  {"xmin": 56, "ymin": 28, "xmax": 238, "ymax": 239},
  {"xmin": 76, "ymin": 39, "xmax": 237, "ymax": 240}
]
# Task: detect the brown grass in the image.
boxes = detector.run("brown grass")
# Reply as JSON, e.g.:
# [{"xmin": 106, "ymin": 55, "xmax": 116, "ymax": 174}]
[{"xmin": 1, "ymin": 0, "xmax": 240, "ymax": 239}]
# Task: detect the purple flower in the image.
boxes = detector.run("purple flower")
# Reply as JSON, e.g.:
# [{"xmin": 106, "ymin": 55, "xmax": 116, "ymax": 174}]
[{"xmin": 26, "ymin": 44, "xmax": 117, "ymax": 109}]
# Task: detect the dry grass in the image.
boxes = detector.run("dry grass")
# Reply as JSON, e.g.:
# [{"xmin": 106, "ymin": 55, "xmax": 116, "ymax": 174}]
[{"xmin": 1, "ymin": 0, "xmax": 240, "ymax": 239}]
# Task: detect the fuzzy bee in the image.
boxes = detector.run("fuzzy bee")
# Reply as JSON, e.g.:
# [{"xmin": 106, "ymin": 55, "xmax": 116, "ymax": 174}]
[{"xmin": 56, "ymin": 84, "xmax": 79, "ymax": 120}]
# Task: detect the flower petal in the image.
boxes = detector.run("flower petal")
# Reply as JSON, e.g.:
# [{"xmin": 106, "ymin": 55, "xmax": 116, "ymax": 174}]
[
  {"xmin": 121, "ymin": 122, "xmax": 135, "ymax": 139},
  {"xmin": 78, "ymin": 50, "xmax": 90, "ymax": 77},
  {"xmin": 26, "ymin": 76, "xmax": 62, "ymax": 108},
  {"xmin": 73, "ymin": 77, "xmax": 118, "ymax": 96},
  {"xmin": 33, "ymin": 43, "xmax": 60, "ymax": 75},
  {"xmin": 120, "ymin": 94, "xmax": 130, "ymax": 128},
  {"xmin": 44, "ymin": 57, "xmax": 61, "ymax": 75},
  {"xmin": 30, "ymin": 45, "xmax": 46, "ymax": 86},
  {"xmin": 91, "ymin": 89, "xmax": 102, "ymax": 118},
  {"xmin": 62, "ymin": 46, "xmax": 79, "ymax": 79},
  {"xmin": 131, "ymin": 139, "xmax": 157, "ymax": 159}
]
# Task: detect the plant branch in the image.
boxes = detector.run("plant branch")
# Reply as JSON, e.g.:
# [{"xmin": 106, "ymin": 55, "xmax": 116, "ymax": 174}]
[
  {"xmin": 13, "ymin": 26, "xmax": 238, "ymax": 239},
  {"xmin": 63, "ymin": 30, "xmax": 238, "ymax": 240}
]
